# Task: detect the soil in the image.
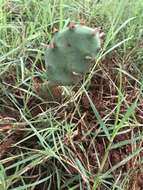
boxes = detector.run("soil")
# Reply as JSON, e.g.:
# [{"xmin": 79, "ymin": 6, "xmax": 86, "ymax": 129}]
[{"xmin": 0, "ymin": 55, "xmax": 143, "ymax": 189}]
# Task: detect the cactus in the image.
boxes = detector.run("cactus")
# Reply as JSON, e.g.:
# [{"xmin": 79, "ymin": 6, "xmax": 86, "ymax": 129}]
[{"xmin": 45, "ymin": 22, "xmax": 104, "ymax": 86}]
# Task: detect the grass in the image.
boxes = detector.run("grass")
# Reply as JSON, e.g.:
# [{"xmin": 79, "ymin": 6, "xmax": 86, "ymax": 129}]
[{"xmin": 0, "ymin": 0, "xmax": 143, "ymax": 189}]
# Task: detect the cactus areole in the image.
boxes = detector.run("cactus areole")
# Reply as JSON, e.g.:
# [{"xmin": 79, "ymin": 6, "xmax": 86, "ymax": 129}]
[{"xmin": 45, "ymin": 23, "xmax": 103, "ymax": 86}]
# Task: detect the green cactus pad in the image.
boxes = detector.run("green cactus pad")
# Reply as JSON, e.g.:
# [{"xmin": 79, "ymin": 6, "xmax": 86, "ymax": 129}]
[{"xmin": 45, "ymin": 23, "xmax": 102, "ymax": 85}]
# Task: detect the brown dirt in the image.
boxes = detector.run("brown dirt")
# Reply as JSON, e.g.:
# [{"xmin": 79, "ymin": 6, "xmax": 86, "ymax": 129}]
[
  {"xmin": 129, "ymin": 172, "xmax": 143, "ymax": 190},
  {"xmin": 0, "ymin": 54, "xmax": 143, "ymax": 189}
]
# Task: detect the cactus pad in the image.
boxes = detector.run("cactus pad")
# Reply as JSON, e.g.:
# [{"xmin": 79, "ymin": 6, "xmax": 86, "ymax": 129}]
[{"xmin": 45, "ymin": 23, "xmax": 103, "ymax": 85}]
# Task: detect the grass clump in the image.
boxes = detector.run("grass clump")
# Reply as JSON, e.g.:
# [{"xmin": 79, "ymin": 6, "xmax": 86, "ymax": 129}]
[{"xmin": 0, "ymin": 0, "xmax": 143, "ymax": 189}]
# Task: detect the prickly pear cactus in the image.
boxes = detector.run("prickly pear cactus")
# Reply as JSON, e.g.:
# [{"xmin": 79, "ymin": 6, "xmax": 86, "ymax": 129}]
[{"xmin": 45, "ymin": 22, "xmax": 104, "ymax": 86}]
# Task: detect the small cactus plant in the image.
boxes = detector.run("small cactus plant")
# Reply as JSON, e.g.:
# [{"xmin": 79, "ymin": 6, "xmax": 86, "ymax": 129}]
[{"xmin": 45, "ymin": 22, "xmax": 104, "ymax": 86}]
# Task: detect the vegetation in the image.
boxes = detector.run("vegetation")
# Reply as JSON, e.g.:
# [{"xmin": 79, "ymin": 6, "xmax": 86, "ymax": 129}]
[
  {"xmin": 0, "ymin": 0, "xmax": 143, "ymax": 189},
  {"xmin": 45, "ymin": 23, "xmax": 102, "ymax": 85}
]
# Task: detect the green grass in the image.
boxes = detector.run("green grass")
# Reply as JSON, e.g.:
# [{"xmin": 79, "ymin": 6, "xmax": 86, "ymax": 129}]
[{"xmin": 0, "ymin": 0, "xmax": 143, "ymax": 189}]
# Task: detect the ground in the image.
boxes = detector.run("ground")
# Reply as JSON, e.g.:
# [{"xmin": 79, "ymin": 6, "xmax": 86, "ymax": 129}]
[{"xmin": 0, "ymin": 0, "xmax": 143, "ymax": 190}]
